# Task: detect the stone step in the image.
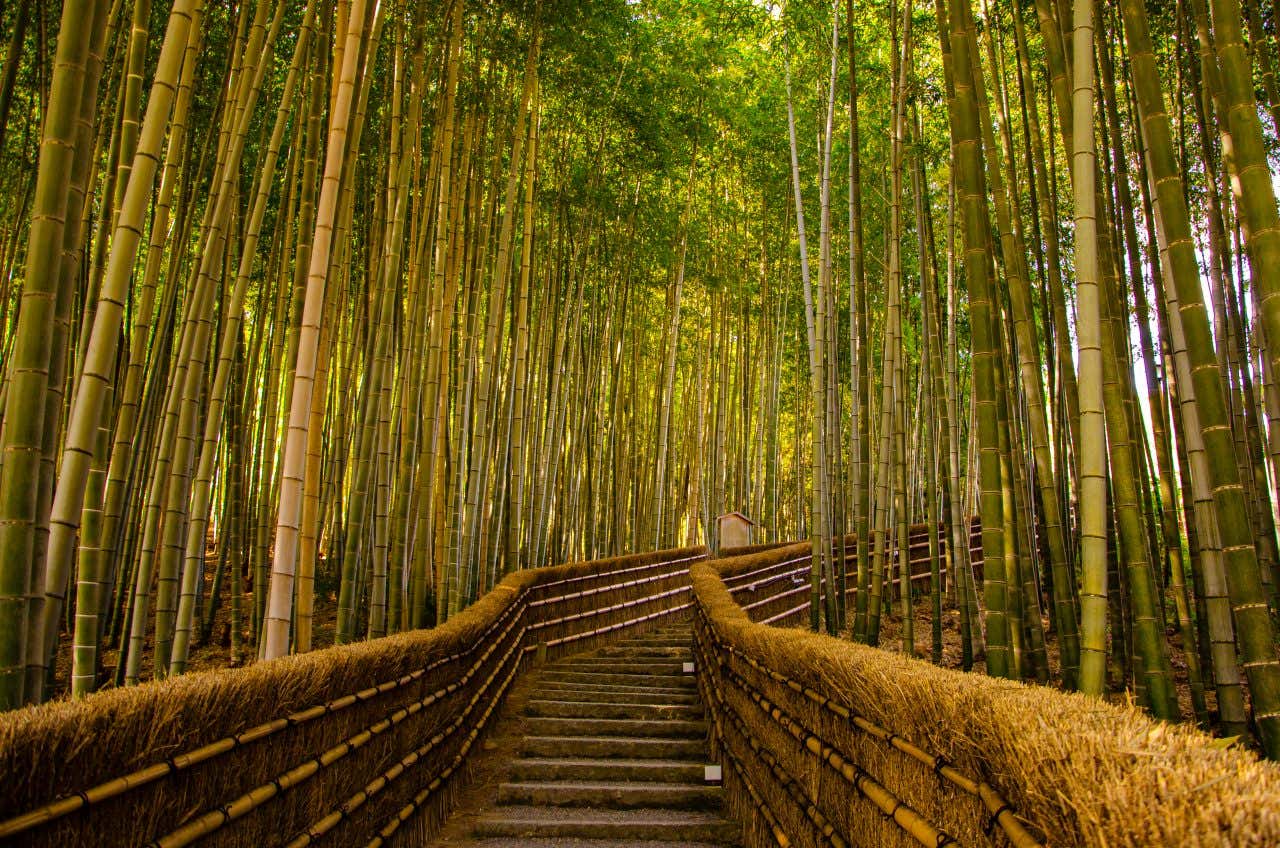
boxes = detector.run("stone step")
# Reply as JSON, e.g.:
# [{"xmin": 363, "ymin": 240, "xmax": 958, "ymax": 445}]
[
  {"xmin": 611, "ymin": 637, "xmax": 692, "ymax": 647},
  {"xmin": 436, "ymin": 624, "xmax": 735, "ymax": 848},
  {"xmin": 523, "ymin": 716, "xmax": 707, "ymax": 739},
  {"xmin": 508, "ymin": 757, "xmax": 706, "ymax": 783},
  {"xmin": 591, "ymin": 645, "xmax": 692, "ymax": 659},
  {"xmin": 526, "ymin": 699, "xmax": 703, "ymax": 721},
  {"xmin": 497, "ymin": 780, "xmax": 723, "ymax": 811},
  {"xmin": 540, "ymin": 670, "xmax": 695, "ymax": 688},
  {"xmin": 471, "ymin": 806, "xmax": 738, "ymax": 843},
  {"xmin": 520, "ymin": 735, "xmax": 706, "ymax": 760},
  {"xmin": 533, "ymin": 685, "xmax": 699, "ymax": 705},
  {"xmin": 553, "ymin": 654, "xmax": 688, "ymax": 666},
  {"xmin": 456, "ymin": 839, "xmax": 727, "ymax": 848},
  {"xmin": 549, "ymin": 659, "xmax": 689, "ymax": 674},
  {"xmin": 539, "ymin": 677, "xmax": 696, "ymax": 695}
]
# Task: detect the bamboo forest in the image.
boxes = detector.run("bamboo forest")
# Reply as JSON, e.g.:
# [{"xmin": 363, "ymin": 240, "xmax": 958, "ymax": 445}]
[{"xmin": 2, "ymin": 0, "xmax": 1280, "ymax": 844}]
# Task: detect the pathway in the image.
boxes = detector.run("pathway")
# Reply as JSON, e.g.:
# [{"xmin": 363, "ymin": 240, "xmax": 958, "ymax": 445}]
[{"xmin": 429, "ymin": 622, "xmax": 739, "ymax": 847}]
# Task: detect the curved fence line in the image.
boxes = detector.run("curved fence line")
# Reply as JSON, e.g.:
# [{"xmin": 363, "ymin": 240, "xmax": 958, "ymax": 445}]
[
  {"xmin": 723, "ymin": 521, "xmax": 984, "ymax": 630},
  {"xmin": 0, "ymin": 545, "xmax": 707, "ymax": 847},
  {"xmin": 693, "ymin": 543, "xmax": 1280, "ymax": 847}
]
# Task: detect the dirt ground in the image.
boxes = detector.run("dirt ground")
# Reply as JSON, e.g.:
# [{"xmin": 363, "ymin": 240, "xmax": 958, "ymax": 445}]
[
  {"xmin": 49, "ymin": 554, "xmax": 340, "ymax": 699},
  {"xmin": 869, "ymin": 590, "xmax": 1217, "ymax": 727},
  {"xmin": 424, "ymin": 672, "xmax": 539, "ymax": 846}
]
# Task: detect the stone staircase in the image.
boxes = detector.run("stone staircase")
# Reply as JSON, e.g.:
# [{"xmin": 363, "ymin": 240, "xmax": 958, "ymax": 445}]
[{"xmin": 438, "ymin": 623, "xmax": 739, "ymax": 847}]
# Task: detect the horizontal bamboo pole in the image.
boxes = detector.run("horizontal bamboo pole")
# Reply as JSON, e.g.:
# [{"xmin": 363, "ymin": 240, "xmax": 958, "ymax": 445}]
[
  {"xmin": 719, "ymin": 730, "xmax": 792, "ymax": 847},
  {"xmin": 149, "ymin": 610, "xmax": 530, "ymax": 847},
  {"xmin": 0, "ymin": 589, "xmax": 529, "ymax": 840},
  {"xmin": 729, "ymin": 546, "xmax": 964, "ymax": 603},
  {"xmin": 542, "ymin": 602, "xmax": 691, "ymax": 650},
  {"xmin": 361, "ymin": 639, "xmax": 528, "ymax": 848},
  {"xmin": 528, "ymin": 584, "xmax": 690, "ymax": 633},
  {"xmin": 723, "ymin": 662, "xmax": 956, "ymax": 847},
  {"xmin": 287, "ymin": 621, "xmax": 528, "ymax": 847},
  {"xmin": 532, "ymin": 551, "xmax": 707, "ymax": 594},
  {"xmin": 693, "ymin": 602, "xmax": 938, "ymax": 845},
  {"xmin": 744, "ymin": 581, "xmax": 811, "ymax": 613},
  {"xmin": 732, "ymin": 563, "xmax": 815, "ymax": 597},
  {"xmin": 528, "ymin": 566, "xmax": 691, "ymax": 609},
  {"xmin": 760, "ymin": 600, "xmax": 810, "ymax": 625},
  {"xmin": 693, "ymin": 569, "xmax": 1043, "ymax": 848},
  {"xmin": 693, "ymin": 625, "xmax": 847, "ymax": 847},
  {"xmin": 723, "ymin": 553, "xmax": 813, "ymax": 588},
  {"xmin": 727, "ymin": 639, "xmax": 1041, "ymax": 847}
]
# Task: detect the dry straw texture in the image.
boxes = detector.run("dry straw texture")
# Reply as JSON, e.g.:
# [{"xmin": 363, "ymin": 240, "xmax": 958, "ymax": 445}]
[
  {"xmin": 0, "ymin": 546, "xmax": 705, "ymax": 847},
  {"xmin": 694, "ymin": 546, "xmax": 1280, "ymax": 847}
]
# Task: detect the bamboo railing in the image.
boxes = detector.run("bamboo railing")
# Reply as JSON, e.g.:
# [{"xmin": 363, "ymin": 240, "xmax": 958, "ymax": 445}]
[
  {"xmin": 0, "ymin": 546, "xmax": 707, "ymax": 847},
  {"xmin": 724, "ymin": 520, "xmax": 984, "ymax": 627},
  {"xmin": 8, "ymin": 534, "xmax": 1280, "ymax": 848},
  {"xmin": 692, "ymin": 545, "xmax": 1280, "ymax": 847}
]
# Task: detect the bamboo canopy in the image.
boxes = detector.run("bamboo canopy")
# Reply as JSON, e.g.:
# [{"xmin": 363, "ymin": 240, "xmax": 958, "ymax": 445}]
[{"xmin": 0, "ymin": 0, "xmax": 1277, "ymax": 772}]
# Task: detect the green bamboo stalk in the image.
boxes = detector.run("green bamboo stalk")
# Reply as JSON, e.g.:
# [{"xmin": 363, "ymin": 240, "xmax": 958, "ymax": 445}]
[
  {"xmin": 0, "ymin": 0, "xmax": 97, "ymax": 709},
  {"xmin": 263, "ymin": 0, "xmax": 373, "ymax": 660},
  {"xmin": 1071, "ymin": 0, "xmax": 1110, "ymax": 697},
  {"xmin": 1127, "ymin": 0, "xmax": 1277, "ymax": 747}
]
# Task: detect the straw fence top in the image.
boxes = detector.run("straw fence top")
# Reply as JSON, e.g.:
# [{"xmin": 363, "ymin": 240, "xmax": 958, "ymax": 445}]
[
  {"xmin": 0, "ymin": 546, "xmax": 706, "ymax": 847},
  {"xmin": 693, "ymin": 545, "xmax": 1280, "ymax": 847}
]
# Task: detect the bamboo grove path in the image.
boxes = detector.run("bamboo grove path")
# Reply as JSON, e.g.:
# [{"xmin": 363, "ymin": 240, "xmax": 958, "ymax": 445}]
[
  {"xmin": 428, "ymin": 622, "xmax": 740, "ymax": 848},
  {"xmin": 2, "ymin": 532, "xmax": 1280, "ymax": 848}
]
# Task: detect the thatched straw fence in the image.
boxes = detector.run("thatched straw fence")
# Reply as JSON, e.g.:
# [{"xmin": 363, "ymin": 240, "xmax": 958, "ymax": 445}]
[
  {"xmin": 694, "ymin": 544, "xmax": 1280, "ymax": 847},
  {"xmin": 0, "ymin": 546, "xmax": 707, "ymax": 847}
]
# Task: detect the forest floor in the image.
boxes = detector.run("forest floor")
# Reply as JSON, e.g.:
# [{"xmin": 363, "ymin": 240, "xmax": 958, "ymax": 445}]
[
  {"xmin": 49, "ymin": 554, "xmax": 340, "ymax": 701},
  {"xmin": 873, "ymin": 591, "xmax": 1216, "ymax": 728}
]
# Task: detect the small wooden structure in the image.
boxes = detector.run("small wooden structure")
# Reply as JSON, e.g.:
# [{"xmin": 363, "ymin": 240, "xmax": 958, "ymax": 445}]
[{"xmin": 716, "ymin": 511, "xmax": 755, "ymax": 551}]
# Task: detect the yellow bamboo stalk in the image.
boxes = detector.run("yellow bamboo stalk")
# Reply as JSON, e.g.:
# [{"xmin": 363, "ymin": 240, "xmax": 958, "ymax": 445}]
[{"xmin": 263, "ymin": 0, "xmax": 373, "ymax": 660}]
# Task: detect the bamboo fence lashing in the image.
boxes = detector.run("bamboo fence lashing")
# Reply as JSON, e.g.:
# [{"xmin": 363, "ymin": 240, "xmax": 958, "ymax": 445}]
[
  {"xmin": 719, "ymin": 738, "xmax": 792, "ymax": 848},
  {"xmin": 149, "ymin": 606, "xmax": 528, "ymax": 846},
  {"xmin": 279, "ymin": 622, "xmax": 527, "ymax": 848},
  {"xmin": 358, "ymin": 648, "xmax": 524, "ymax": 848},
  {"xmin": 728, "ymin": 528, "xmax": 981, "ymax": 631},
  {"xmin": 722, "ymin": 641, "xmax": 1039, "ymax": 847},
  {"xmin": 726, "ymin": 663, "xmax": 958, "ymax": 848}
]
